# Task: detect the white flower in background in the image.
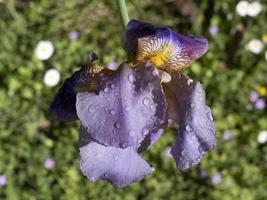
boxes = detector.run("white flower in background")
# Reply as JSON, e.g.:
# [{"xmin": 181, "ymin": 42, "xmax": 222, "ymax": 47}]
[
  {"xmin": 35, "ymin": 41, "xmax": 54, "ymax": 60},
  {"xmin": 247, "ymin": 1, "xmax": 262, "ymax": 17},
  {"xmin": 257, "ymin": 130, "xmax": 267, "ymax": 144},
  {"xmin": 236, "ymin": 1, "xmax": 249, "ymax": 16},
  {"xmin": 247, "ymin": 39, "xmax": 263, "ymax": 54},
  {"xmin": 43, "ymin": 69, "xmax": 60, "ymax": 87}
]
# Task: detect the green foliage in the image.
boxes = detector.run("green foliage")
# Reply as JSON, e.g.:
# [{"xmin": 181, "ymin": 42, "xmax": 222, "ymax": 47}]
[{"xmin": 0, "ymin": 0, "xmax": 267, "ymax": 199}]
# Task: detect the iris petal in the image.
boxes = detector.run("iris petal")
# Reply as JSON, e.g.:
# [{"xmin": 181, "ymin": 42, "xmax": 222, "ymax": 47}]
[
  {"xmin": 79, "ymin": 127, "xmax": 154, "ymax": 187},
  {"xmin": 164, "ymin": 73, "xmax": 216, "ymax": 171},
  {"xmin": 48, "ymin": 53, "xmax": 102, "ymax": 122},
  {"xmin": 125, "ymin": 20, "xmax": 208, "ymax": 72},
  {"xmin": 76, "ymin": 62, "xmax": 167, "ymax": 148}
]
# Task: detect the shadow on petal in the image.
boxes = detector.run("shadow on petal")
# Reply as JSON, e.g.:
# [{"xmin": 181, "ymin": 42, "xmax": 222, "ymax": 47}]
[
  {"xmin": 48, "ymin": 53, "xmax": 103, "ymax": 122},
  {"xmin": 163, "ymin": 73, "xmax": 216, "ymax": 171}
]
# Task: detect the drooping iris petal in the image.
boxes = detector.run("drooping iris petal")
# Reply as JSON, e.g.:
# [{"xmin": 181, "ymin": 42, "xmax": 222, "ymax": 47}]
[
  {"xmin": 125, "ymin": 19, "xmax": 208, "ymax": 72},
  {"xmin": 137, "ymin": 128, "xmax": 164, "ymax": 152},
  {"xmin": 48, "ymin": 70, "xmax": 80, "ymax": 122},
  {"xmin": 49, "ymin": 53, "xmax": 102, "ymax": 122},
  {"xmin": 76, "ymin": 62, "xmax": 167, "ymax": 148},
  {"xmin": 164, "ymin": 73, "xmax": 216, "ymax": 171},
  {"xmin": 79, "ymin": 127, "xmax": 154, "ymax": 187}
]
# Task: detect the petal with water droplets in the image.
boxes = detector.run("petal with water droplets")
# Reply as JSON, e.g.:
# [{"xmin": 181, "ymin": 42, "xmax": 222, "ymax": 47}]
[
  {"xmin": 164, "ymin": 73, "xmax": 216, "ymax": 171},
  {"xmin": 76, "ymin": 62, "xmax": 167, "ymax": 148},
  {"xmin": 79, "ymin": 130, "xmax": 154, "ymax": 187}
]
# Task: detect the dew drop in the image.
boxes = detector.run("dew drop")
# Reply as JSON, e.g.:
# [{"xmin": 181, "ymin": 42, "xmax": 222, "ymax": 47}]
[
  {"xmin": 110, "ymin": 84, "xmax": 116, "ymax": 89},
  {"xmin": 124, "ymin": 106, "xmax": 131, "ymax": 111},
  {"xmin": 90, "ymin": 177, "xmax": 96, "ymax": 182},
  {"xmin": 190, "ymin": 103, "xmax": 195, "ymax": 108},
  {"xmin": 110, "ymin": 109, "xmax": 116, "ymax": 115},
  {"xmin": 114, "ymin": 156, "xmax": 119, "ymax": 161},
  {"xmin": 129, "ymin": 130, "xmax": 135, "ymax": 137},
  {"xmin": 88, "ymin": 105, "xmax": 96, "ymax": 113},
  {"xmin": 104, "ymin": 87, "xmax": 109, "ymax": 93},
  {"xmin": 208, "ymin": 113, "xmax": 213, "ymax": 121},
  {"xmin": 185, "ymin": 124, "xmax": 191, "ymax": 131},
  {"xmin": 142, "ymin": 128, "xmax": 149, "ymax": 137},
  {"xmin": 187, "ymin": 79, "xmax": 193, "ymax": 86},
  {"xmin": 122, "ymin": 143, "xmax": 127, "ymax": 148},
  {"xmin": 128, "ymin": 74, "xmax": 134, "ymax": 82},
  {"xmin": 114, "ymin": 122, "xmax": 120, "ymax": 129},
  {"xmin": 142, "ymin": 98, "xmax": 150, "ymax": 106}
]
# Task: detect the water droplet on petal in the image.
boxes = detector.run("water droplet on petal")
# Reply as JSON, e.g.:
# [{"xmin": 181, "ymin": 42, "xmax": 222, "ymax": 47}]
[
  {"xmin": 110, "ymin": 84, "xmax": 116, "ymax": 89},
  {"xmin": 88, "ymin": 105, "xmax": 96, "ymax": 113},
  {"xmin": 114, "ymin": 122, "xmax": 120, "ymax": 128},
  {"xmin": 110, "ymin": 110, "xmax": 116, "ymax": 115},
  {"xmin": 114, "ymin": 156, "xmax": 119, "ymax": 160},
  {"xmin": 187, "ymin": 79, "xmax": 193, "ymax": 86},
  {"xmin": 129, "ymin": 130, "xmax": 135, "ymax": 137},
  {"xmin": 143, "ymin": 98, "xmax": 150, "ymax": 106},
  {"xmin": 104, "ymin": 88, "xmax": 109, "ymax": 93},
  {"xmin": 90, "ymin": 177, "xmax": 96, "ymax": 182},
  {"xmin": 208, "ymin": 113, "xmax": 213, "ymax": 121},
  {"xmin": 142, "ymin": 128, "xmax": 149, "ymax": 137},
  {"xmin": 128, "ymin": 74, "xmax": 134, "ymax": 82},
  {"xmin": 124, "ymin": 106, "xmax": 131, "ymax": 111},
  {"xmin": 186, "ymin": 124, "xmax": 191, "ymax": 131},
  {"xmin": 190, "ymin": 103, "xmax": 195, "ymax": 108}
]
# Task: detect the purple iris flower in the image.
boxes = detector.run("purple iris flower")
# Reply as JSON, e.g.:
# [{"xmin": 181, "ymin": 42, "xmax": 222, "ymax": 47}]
[{"xmin": 49, "ymin": 20, "xmax": 216, "ymax": 187}]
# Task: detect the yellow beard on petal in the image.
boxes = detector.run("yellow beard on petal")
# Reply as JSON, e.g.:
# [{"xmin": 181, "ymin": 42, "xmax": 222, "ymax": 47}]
[
  {"xmin": 149, "ymin": 45, "xmax": 173, "ymax": 67},
  {"xmin": 135, "ymin": 37, "xmax": 190, "ymax": 72}
]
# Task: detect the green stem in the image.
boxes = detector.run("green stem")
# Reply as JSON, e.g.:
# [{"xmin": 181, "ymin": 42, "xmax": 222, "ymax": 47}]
[{"xmin": 116, "ymin": 0, "xmax": 130, "ymax": 29}]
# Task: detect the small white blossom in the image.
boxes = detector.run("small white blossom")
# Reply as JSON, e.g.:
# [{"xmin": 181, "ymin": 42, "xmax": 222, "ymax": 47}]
[
  {"xmin": 247, "ymin": 1, "xmax": 262, "ymax": 17},
  {"xmin": 236, "ymin": 1, "xmax": 249, "ymax": 16},
  {"xmin": 257, "ymin": 130, "xmax": 267, "ymax": 144},
  {"xmin": 247, "ymin": 39, "xmax": 263, "ymax": 54},
  {"xmin": 43, "ymin": 69, "xmax": 60, "ymax": 87},
  {"xmin": 35, "ymin": 41, "xmax": 54, "ymax": 60}
]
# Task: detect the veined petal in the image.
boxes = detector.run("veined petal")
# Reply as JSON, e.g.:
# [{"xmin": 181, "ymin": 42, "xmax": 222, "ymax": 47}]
[
  {"xmin": 48, "ymin": 53, "xmax": 102, "ymax": 122},
  {"xmin": 164, "ymin": 73, "xmax": 216, "ymax": 171},
  {"xmin": 79, "ymin": 127, "xmax": 154, "ymax": 188},
  {"xmin": 76, "ymin": 62, "xmax": 167, "ymax": 148},
  {"xmin": 125, "ymin": 20, "xmax": 208, "ymax": 72}
]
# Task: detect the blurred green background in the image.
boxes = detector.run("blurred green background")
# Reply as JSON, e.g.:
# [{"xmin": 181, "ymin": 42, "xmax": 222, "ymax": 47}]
[{"xmin": 0, "ymin": 0, "xmax": 267, "ymax": 199}]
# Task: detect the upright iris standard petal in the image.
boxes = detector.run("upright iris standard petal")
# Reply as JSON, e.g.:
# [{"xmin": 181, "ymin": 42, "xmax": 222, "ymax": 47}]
[
  {"xmin": 125, "ymin": 20, "xmax": 208, "ymax": 72},
  {"xmin": 49, "ymin": 53, "xmax": 102, "ymax": 122},
  {"xmin": 79, "ymin": 127, "xmax": 154, "ymax": 187},
  {"xmin": 164, "ymin": 73, "xmax": 216, "ymax": 171},
  {"xmin": 76, "ymin": 62, "xmax": 167, "ymax": 148}
]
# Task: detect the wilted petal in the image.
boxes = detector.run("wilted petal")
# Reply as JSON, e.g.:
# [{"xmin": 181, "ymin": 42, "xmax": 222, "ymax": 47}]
[
  {"xmin": 125, "ymin": 20, "xmax": 208, "ymax": 72},
  {"xmin": 49, "ymin": 53, "xmax": 102, "ymax": 122},
  {"xmin": 79, "ymin": 138, "xmax": 154, "ymax": 187},
  {"xmin": 164, "ymin": 73, "xmax": 216, "ymax": 171},
  {"xmin": 76, "ymin": 62, "xmax": 167, "ymax": 148}
]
